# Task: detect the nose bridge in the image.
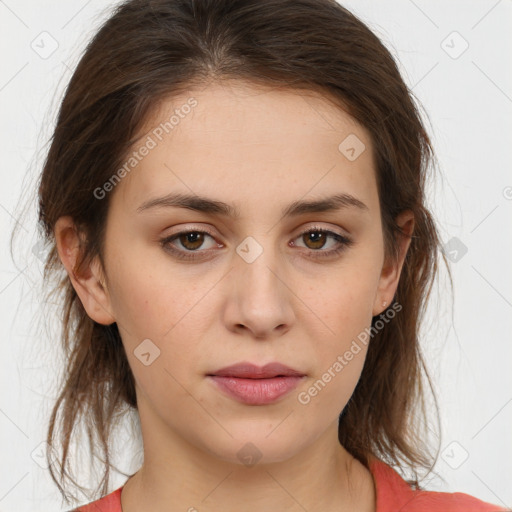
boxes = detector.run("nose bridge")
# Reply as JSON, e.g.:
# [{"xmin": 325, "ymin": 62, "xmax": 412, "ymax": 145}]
[
  {"xmin": 230, "ymin": 234, "xmax": 293, "ymax": 336},
  {"xmin": 236, "ymin": 234, "xmax": 281, "ymax": 301}
]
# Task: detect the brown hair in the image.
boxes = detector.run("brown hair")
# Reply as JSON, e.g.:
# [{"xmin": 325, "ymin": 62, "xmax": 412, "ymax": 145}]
[{"xmin": 25, "ymin": 0, "xmax": 452, "ymax": 505}]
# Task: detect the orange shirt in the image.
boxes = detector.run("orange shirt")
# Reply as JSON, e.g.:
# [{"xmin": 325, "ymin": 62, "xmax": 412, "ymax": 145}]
[{"xmin": 74, "ymin": 458, "xmax": 507, "ymax": 511}]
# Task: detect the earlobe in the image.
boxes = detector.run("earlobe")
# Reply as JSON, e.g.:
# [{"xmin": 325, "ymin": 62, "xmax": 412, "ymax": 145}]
[
  {"xmin": 54, "ymin": 216, "xmax": 115, "ymax": 325},
  {"xmin": 372, "ymin": 210, "xmax": 414, "ymax": 316}
]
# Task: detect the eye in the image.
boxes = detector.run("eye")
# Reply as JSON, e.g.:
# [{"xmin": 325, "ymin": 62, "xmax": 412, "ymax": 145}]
[
  {"xmin": 290, "ymin": 226, "xmax": 354, "ymax": 259},
  {"xmin": 159, "ymin": 226, "xmax": 354, "ymax": 261},
  {"xmin": 160, "ymin": 229, "xmax": 220, "ymax": 260}
]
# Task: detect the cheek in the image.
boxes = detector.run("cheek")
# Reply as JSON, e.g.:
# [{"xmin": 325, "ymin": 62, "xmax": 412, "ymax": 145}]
[
  {"xmin": 312, "ymin": 263, "xmax": 380, "ymax": 339},
  {"xmin": 106, "ymin": 245, "xmax": 219, "ymax": 374},
  {"xmin": 301, "ymin": 251, "xmax": 381, "ymax": 399},
  {"xmin": 106, "ymin": 237, "xmax": 187, "ymax": 321},
  {"xmin": 297, "ymin": 277, "xmax": 375, "ymax": 414},
  {"xmin": 107, "ymin": 261, "xmax": 206, "ymax": 401}
]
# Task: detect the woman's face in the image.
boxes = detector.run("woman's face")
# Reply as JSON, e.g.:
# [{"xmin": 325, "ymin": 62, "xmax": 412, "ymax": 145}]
[{"xmin": 61, "ymin": 80, "xmax": 412, "ymax": 466}]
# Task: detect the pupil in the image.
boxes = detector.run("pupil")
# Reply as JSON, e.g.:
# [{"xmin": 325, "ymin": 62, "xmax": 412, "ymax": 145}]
[
  {"xmin": 306, "ymin": 231, "xmax": 325, "ymax": 249},
  {"xmin": 181, "ymin": 232, "xmax": 203, "ymax": 249}
]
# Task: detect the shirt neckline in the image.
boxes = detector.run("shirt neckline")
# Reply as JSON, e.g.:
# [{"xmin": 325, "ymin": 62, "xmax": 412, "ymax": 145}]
[{"xmin": 86, "ymin": 458, "xmax": 414, "ymax": 512}]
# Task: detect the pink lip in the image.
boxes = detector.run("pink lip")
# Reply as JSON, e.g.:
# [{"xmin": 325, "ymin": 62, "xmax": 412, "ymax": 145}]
[
  {"xmin": 208, "ymin": 376, "xmax": 304, "ymax": 405},
  {"xmin": 207, "ymin": 362, "xmax": 306, "ymax": 405},
  {"xmin": 209, "ymin": 362, "xmax": 305, "ymax": 379}
]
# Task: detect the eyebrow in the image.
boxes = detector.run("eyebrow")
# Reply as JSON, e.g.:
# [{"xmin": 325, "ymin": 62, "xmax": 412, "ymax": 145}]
[{"xmin": 136, "ymin": 192, "xmax": 369, "ymax": 218}]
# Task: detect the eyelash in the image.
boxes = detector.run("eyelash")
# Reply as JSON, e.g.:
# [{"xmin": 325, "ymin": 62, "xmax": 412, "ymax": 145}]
[{"xmin": 159, "ymin": 226, "xmax": 354, "ymax": 261}]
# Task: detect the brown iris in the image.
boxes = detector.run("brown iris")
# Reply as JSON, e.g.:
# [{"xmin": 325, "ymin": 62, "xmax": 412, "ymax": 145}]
[
  {"xmin": 178, "ymin": 232, "xmax": 205, "ymax": 250},
  {"xmin": 303, "ymin": 231, "xmax": 328, "ymax": 250}
]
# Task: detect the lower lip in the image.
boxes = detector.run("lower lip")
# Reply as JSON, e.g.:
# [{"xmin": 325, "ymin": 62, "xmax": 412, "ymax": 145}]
[{"xmin": 208, "ymin": 375, "xmax": 304, "ymax": 405}]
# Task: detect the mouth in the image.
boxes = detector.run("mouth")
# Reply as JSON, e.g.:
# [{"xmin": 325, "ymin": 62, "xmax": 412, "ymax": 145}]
[
  {"xmin": 207, "ymin": 361, "xmax": 305, "ymax": 379},
  {"xmin": 206, "ymin": 362, "xmax": 306, "ymax": 405}
]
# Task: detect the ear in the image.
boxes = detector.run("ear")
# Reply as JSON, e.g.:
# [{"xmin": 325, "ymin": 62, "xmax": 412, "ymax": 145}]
[
  {"xmin": 54, "ymin": 216, "xmax": 115, "ymax": 325},
  {"xmin": 372, "ymin": 210, "xmax": 414, "ymax": 316}
]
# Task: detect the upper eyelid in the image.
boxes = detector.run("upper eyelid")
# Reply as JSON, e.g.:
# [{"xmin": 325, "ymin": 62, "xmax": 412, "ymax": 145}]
[
  {"xmin": 164, "ymin": 223, "xmax": 349, "ymax": 239},
  {"xmin": 162, "ymin": 226, "xmax": 351, "ymax": 253}
]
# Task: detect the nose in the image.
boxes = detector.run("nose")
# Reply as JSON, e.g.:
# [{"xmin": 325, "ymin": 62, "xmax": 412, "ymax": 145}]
[{"xmin": 222, "ymin": 243, "xmax": 295, "ymax": 339}]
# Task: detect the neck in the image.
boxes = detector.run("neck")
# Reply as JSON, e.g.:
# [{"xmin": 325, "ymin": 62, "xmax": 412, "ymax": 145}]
[{"xmin": 121, "ymin": 407, "xmax": 376, "ymax": 512}]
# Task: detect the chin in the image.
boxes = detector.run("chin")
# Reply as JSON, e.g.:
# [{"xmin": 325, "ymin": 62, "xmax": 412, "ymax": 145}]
[{"xmin": 198, "ymin": 428, "xmax": 309, "ymax": 468}]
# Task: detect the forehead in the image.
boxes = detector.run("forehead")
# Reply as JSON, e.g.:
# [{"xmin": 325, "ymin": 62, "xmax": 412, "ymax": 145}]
[
  {"xmin": 112, "ymin": 80, "xmax": 378, "ymax": 218},
  {"xmin": 142, "ymin": 80, "xmax": 367, "ymax": 148}
]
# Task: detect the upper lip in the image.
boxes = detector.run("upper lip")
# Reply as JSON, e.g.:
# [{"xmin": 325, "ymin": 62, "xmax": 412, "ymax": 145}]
[{"xmin": 208, "ymin": 362, "xmax": 305, "ymax": 379}]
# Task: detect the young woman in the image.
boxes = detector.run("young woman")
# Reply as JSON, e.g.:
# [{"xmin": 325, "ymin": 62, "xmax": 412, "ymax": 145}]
[{"xmin": 31, "ymin": 0, "xmax": 507, "ymax": 510}]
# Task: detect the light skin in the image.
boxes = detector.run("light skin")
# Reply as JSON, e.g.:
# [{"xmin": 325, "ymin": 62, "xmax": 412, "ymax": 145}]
[{"xmin": 55, "ymin": 80, "xmax": 413, "ymax": 512}]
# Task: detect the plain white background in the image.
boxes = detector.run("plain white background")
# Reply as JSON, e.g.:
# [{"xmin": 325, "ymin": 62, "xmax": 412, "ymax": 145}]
[{"xmin": 1, "ymin": 1, "xmax": 511, "ymax": 510}]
